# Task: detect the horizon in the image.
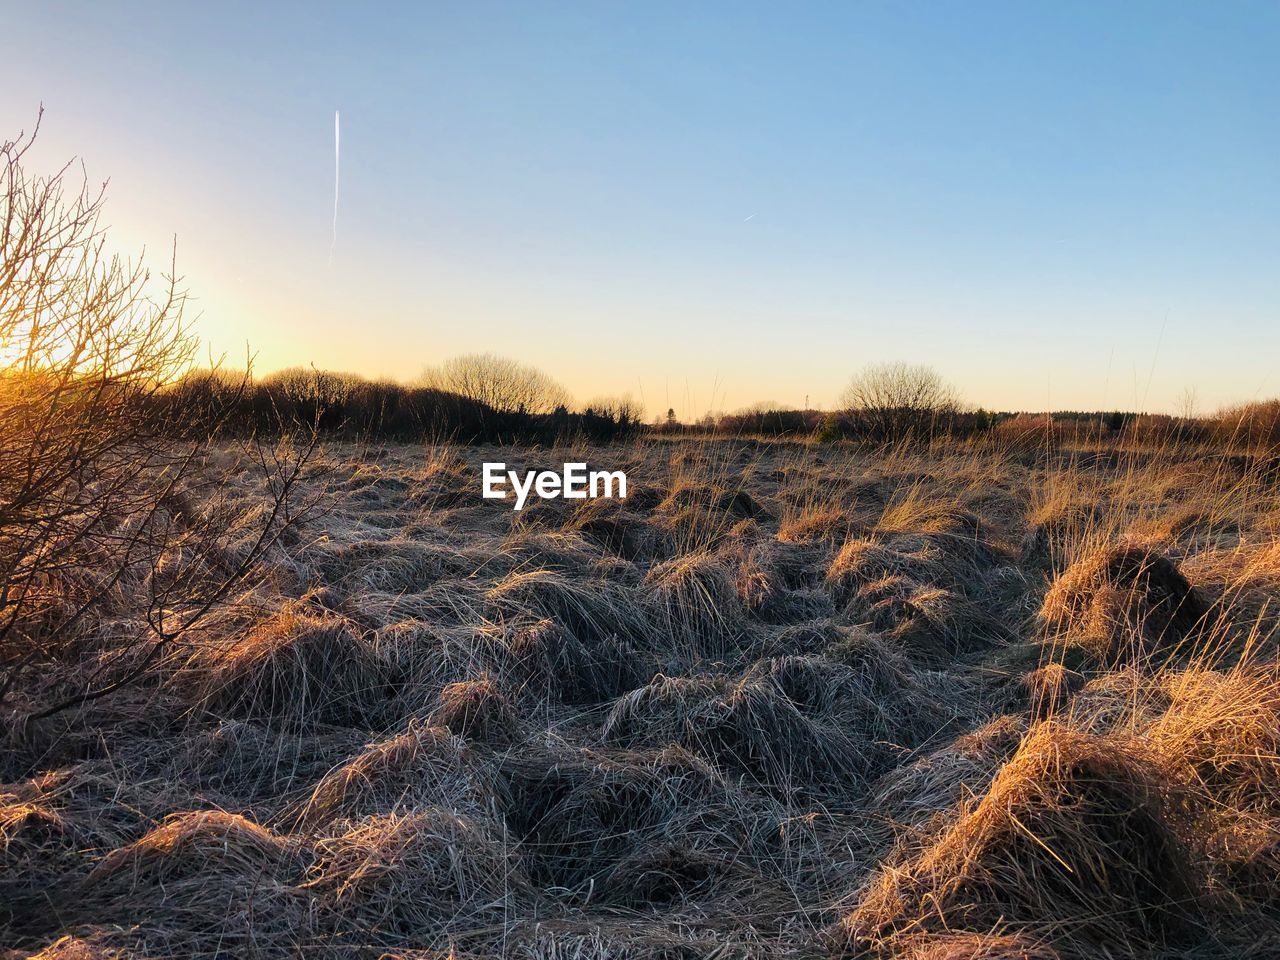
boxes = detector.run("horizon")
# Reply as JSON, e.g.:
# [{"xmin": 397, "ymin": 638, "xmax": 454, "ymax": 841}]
[
  {"xmin": 4, "ymin": 1, "xmax": 1278, "ymax": 418},
  {"xmin": 230, "ymin": 361, "xmax": 1258, "ymax": 422}
]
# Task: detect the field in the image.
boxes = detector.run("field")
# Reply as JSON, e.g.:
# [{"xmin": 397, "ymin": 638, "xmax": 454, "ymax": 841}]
[{"xmin": 6, "ymin": 437, "xmax": 1280, "ymax": 959}]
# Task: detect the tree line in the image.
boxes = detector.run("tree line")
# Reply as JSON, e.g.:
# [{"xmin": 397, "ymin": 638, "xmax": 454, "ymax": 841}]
[
  {"xmin": 165, "ymin": 359, "xmax": 645, "ymax": 444},
  {"xmin": 163, "ymin": 357, "xmax": 1280, "ymax": 450}
]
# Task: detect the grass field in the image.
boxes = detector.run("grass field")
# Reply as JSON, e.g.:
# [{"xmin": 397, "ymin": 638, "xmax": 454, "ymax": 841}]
[{"xmin": 6, "ymin": 437, "xmax": 1280, "ymax": 959}]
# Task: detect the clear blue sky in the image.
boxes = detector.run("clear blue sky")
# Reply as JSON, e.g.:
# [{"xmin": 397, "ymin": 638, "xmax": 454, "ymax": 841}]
[{"xmin": 4, "ymin": 1, "xmax": 1278, "ymax": 415}]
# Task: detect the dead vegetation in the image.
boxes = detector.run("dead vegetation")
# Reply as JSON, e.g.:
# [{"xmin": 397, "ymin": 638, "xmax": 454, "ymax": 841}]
[
  {"xmin": 842, "ymin": 727, "xmax": 1205, "ymax": 957},
  {"xmin": 1040, "ymin": 543, "xmax": 1208, "ymax": 666},
  {"xmin": 305, "ymin": 807, "xmax": 531, "ymax": 943},
  {"xmin": 185, "ymin": 604, "xmax": 394, "ymax": 730},
  {"xmin": 7, "ymin": 438, "xmax": 1280, "ymax": 958}
]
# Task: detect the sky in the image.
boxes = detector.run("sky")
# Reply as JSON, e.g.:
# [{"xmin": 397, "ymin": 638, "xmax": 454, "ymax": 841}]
[{"xmin": 3, "ymin": 1, "xmax": 1278, "ymax": 417}]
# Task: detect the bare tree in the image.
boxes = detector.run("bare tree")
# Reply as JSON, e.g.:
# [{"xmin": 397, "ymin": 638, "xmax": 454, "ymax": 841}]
[
  {"xmin": 0, "ymin": 113, "xmax": 315, "ymax": 716},
  {"xmin": 262, "ymin": 366, "xmax": 364, "ymax": 407},
  {"xmin": 1176, "ymin": 386, "xmax": 1199, "ymax": 421},
  {"xmin": 585, "ymin": 394, "xmax": 642, "ymax": 423},
  {"xmin": 420, "ymin": 353, "xmax": 570, "ymax": 416},
  {"xmin": 838, "ymin": 362, "xmax": 961, "ymax": 440}
]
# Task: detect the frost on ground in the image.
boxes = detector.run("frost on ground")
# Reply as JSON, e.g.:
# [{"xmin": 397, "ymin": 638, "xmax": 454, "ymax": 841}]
[{"xmin": 6, "ymin": 439, "xmax": 1280, "ymax": 960}]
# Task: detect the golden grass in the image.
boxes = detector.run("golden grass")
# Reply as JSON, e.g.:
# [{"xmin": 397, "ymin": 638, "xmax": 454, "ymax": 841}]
[{"xmin": 9, "ymin": 436, "xmax": 1280, "ymax": 957}]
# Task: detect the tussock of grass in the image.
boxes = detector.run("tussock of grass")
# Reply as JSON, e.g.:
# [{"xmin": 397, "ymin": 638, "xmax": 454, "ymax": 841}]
[
  {"xmin": 1145, "ymin": 666, "xmax": 1280, "ymax": 814},
  {"xmin": 828, "ymin": 536, "xmax": 996, "ymax": 662},
  {"xmin": 644, "ymin": 552, "xmax": 746, "ymax": 659},
  {"xmin": 431, "ymin": 676, "xmax": 519, "ymax": 745},
  {"xmin": 487, "ymin": 570, "xmax": 650, "ymax": 652},
  {"xmin": 494, "ymin": 528, "xmax": 595, "ymax": 576},
  {"xmin": 600, "ymin": 672, "xmax": 879, "ymax": 794},
  {"xmin": 494, "ymin": 740, "xmax": 768, "ymax": 905},
  {"xmin": 356, "ymin": 578, "xmax": 490, "ymax": 629},
  {"xmin": 79, "ymin": 811, "xmax": 312, "ymax": 957},
  {"xmin": 172, "ymin": 718, "xmax": 366, "ymax": 811},
  {"xmin": 1, "ymin": 798, "xmax": 76, "ymax": 928},
  {"xmin": 406, "ymin": 452, "xmax": 473, "ymax": 511},
  {"xmin": 1040, "ymin": 543, "xmax": 1208, "ymax": 666},
  {"xmin": 841, "ymin": 726, "xmax": 1205, "ymax": 957},
  {"xmin": 871, "ymin": 714, "xmax": 1028, "ymax": 837},
  {"xmin": 731, "ymin": 539, "xmax": 828, "ymax": 625},
  {"xmin": 778, "ymin": 502, "xmax": 859, "ymax": 545},
  {"xmin": 85, "ymin": 810, "xmax": 298, "ymax": 886},
  {"xmin": 186, "ymin": 605, "xmax": 394, "ymax": 729},
  {"xmin": 1207, "ymin": 815, "xmax": 1280, "ymax": 909},
  {"xmin": 1021, "ymin": 498, "xmax": 1103, "ymax": 571},
  {"xmin": 507, "ymin": 616, "xmax": 650, "ymax": 706},
  {"xmin": 290, "ymin": 720, "xmax": 475, "ymax": 830},
  {"xmin": 310, "ymin": 539, "xmax": 470, "ymax": 593},
  {"xmin": 2, "ymin": 760, "xmax": 201, "ymax": 934},
  {"xmin": 1020, "ymin": 662, "xmax": 1086, "ymax": 720},
  {"xmin": 567, "ymin": 499, "xmax": 667, "ymax": 560},
  {"xmin": 894, "ymin": 931, "xmax": 1063, "ymax": 959},
  {"xmin": 20, "ymin": 933, "xmax": 132, "ymax": 960},
  {"xmin": 744, "ymin": 651, "xmax": 943, "ymax": 746},
  {"xmin": 306, "ymin": 807, "xmax": 530, "ymax": 943}
]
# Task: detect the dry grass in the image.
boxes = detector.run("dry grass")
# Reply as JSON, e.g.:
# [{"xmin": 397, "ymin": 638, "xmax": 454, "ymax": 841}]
[
  {"xmin": 305, "ymin": 807, "xmax": 530, "ymax": 944},
  {"xmin": 185, "ymin": 603, "xmax": 394, "ymax": 729},
  {"xmin": 1040, "ymin": 543, "xmax": 1209, "ymax": 666},
  {"xmin": 842, "ymin": 726, "xmax": 1205, "ymax": 956},
  {"xmin": 9, "ymin": 436, "xmax": 1280, "ymax": 957},
  {"xmin": 289, "ymin": 720, "xmax": 476, "ymax": 830},
  {"xmin": 77, "ymin": 810, "xmax": 313, "ymax": 956}
]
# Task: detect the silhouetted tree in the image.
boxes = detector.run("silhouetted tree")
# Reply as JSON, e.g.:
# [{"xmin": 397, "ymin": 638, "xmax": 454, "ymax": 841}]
[
  {"xmin": 838, "ymin": 362, "xmax": 961, "ymax": 441},
  {"xmin": 420, "ymin": 353, "xmax": 570, "ymax": 416}
]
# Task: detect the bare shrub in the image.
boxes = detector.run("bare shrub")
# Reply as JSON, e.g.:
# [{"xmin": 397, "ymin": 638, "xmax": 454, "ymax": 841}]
[
  {"xmin": 838, "ymin": 363, "xmax": 961, "ymax": 441},
  {"xmin": 0, "ymin": 115, "xmax": 314, "ymax": 718},
  {"xmin": 1209, "ymin": 399, "xmax": 1280, "ymax": 449},
  {"xmin": 421, "ymin": 352, "xmax": 570, "ymax": 415}
]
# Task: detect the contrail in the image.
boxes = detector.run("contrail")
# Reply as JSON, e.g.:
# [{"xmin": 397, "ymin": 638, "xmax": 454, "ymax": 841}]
[{"xmin": 329, "ymin": 110, "xmax": 340, "ymax": 266}]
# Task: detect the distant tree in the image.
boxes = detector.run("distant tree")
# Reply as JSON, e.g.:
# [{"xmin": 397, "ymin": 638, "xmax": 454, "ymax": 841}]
[
  {"xmin": 665, "ymin": 407, "xmax": 677, "ymax": 428},
  {"xmin": 420, "ymin": 353, "xmax": 569, "ymax": 415},
  {"xmin": 815, "ymin": 412, "xmax": 844, "ymax": 443},
  {"xmin": 838, "ymin": 362, "xmax": 961, "ymax": 440},
  {"xmin": 262, "ymin": 367, "xmax": 362, "ymax": 407},
  {"xmin": 1176, "ymin": 386, "xmax": 1199, "ymax": 421},
  {"xmin": 1211, "ymin": 399, "xmax": 1280, "ymax": 447},
  {"xmin": 585, "ymin": 394, "xmax": 642, "ymax": 427}
]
